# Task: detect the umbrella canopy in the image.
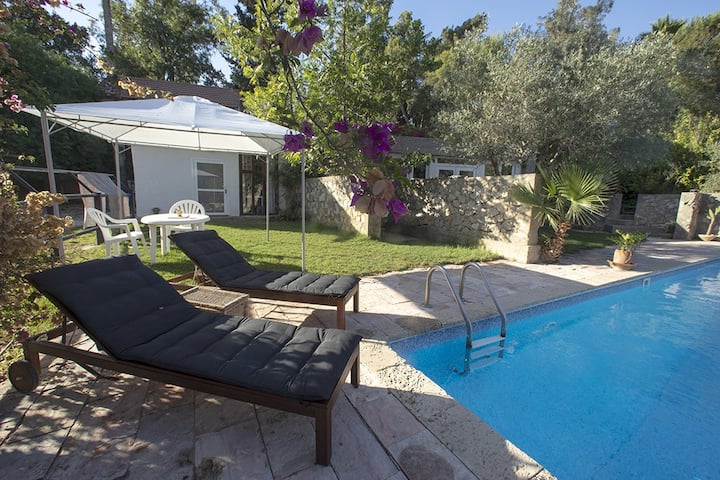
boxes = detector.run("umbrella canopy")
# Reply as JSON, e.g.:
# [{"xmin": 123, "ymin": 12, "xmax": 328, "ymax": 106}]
[{"xmin": 24, "ymin": 95, "xmax": 291, "ymax": 155}]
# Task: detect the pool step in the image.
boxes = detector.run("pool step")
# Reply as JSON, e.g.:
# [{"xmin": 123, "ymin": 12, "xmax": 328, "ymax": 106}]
[
  {"xmin": 470, "ymin": 355, "xmax": 501, "ymax": 369},
  {"xmin": 470, "ymin": 344, "xmax": 503, "ymax": 360},
  {"xmin": 468, "ymin": 334, "xmax": 505, "ymax": 368},
  {"xmin": 471, "ymin": 334, "xmax": 505, "ymax": 350}
]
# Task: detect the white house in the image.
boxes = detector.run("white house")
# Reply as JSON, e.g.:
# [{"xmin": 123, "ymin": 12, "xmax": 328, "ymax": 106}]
[{"xmin": 391, "ymin": 135, "xmax": 530, "ymax": 178}]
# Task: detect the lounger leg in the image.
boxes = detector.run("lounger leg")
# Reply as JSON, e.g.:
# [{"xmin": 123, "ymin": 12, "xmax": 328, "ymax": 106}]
[
  {"xmin": 353, "ymin": 290, "xmax": 360, "ymax": 312},
  {"xmin": 351, "ymin": 357, "xmax": 360, "ymax": 387},
  {"xmin": 315, "ymin": 409, "xmax": 332, "ymax": 465},
  {"xmin": 23, "ymin": 341, "xmax": 42, "ymax": 379},
  {"xmin": 336, "ymin": 303, "xmax": 345, "ymax": 330}
]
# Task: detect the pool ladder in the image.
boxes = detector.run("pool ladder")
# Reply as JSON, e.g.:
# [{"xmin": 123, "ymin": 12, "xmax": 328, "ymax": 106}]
[{"xmin": 423, "ymin": 262, "xmax": 508, "ymax": 375}]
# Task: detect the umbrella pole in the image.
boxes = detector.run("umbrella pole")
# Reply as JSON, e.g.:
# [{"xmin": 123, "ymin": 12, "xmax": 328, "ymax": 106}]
[
  {"xmin": 113, "ymin": 142, "xmax": 123, "ymax": 216},
  {"xmin": 301, "ymin": 152, "xmax": 306, "ymax": 273},
  {"xmin": 266, "ymin": 154, "xmax": 270, "ymax": 242},
  {"xmin": 40, "ymin": 110, "xmax": 65, "ymax": 261}
]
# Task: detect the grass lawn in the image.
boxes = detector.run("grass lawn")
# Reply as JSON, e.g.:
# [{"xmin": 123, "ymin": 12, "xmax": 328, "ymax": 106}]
[
  {"xmin": 64, "ymin": 217, "xmax": 502, "ymax": 278},
  {"xmin": 560, "ymin": 229, "xmax": 616, "ymax": 253}
]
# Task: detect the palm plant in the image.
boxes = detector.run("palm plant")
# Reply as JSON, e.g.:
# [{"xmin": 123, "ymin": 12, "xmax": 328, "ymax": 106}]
[{"xmin": 511, "ymin": 163, "xmax": 616, "ymax": 261}]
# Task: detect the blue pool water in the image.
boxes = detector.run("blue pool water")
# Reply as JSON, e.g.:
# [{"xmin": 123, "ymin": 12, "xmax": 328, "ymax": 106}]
[{"xmin": 392, "ymin": 260, "xmax": 720, "ymax": 480}]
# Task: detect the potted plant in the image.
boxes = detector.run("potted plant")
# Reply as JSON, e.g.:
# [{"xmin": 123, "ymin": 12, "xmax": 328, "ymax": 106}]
[
  {"xmin": 698, "ymin": 206, "xmax": 719, "ymax": 241},
  {"xmin": 608, "ymin": 229, "xmax": 648, "ymax": 270}
]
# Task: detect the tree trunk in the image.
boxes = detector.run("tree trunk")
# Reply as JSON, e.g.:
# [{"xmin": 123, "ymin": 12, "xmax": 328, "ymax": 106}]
[
  {"xmin": 102, "ymin": 0, "xmax": 114, "ymax": 54},
  {"xmin": 543, "ymin": 222, "xmax": 571, "ymax": 262}
]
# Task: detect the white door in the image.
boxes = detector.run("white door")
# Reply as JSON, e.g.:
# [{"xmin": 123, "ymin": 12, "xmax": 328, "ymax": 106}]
[{"xmin": 195, "ymin": 160, "xmax": 226, "ymax": 214}]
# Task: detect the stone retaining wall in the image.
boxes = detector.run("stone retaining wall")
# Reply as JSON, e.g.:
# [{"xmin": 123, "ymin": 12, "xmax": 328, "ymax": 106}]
[
  {"xmin": 304, "ymin": 174, "xmax": 720, "ymax": 263},
  {"xmin": 305, "ymin": 176, "xmax": 381, "ymax": 238},
  {"xmin": 305, "ymin": 174, "xmax": 541, "ymax": 263},
  {"xmin": 590, "ymin": 193, "xmax": 681, "ymax": 237},
  {"xmin": 674, "ymin": 192, "xmax": 720, "ymax": 239}
]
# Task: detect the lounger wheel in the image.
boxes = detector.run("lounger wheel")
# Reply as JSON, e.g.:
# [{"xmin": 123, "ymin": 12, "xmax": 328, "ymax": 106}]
[{"xmin": 8, "ymin": 360, "xmax": 39, "ymax": 393}]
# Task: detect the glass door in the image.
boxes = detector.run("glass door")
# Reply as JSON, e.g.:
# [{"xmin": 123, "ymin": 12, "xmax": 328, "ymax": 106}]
[{"xmin": 195, "ymin": 161, "xmax": 225, "ymax": 214}]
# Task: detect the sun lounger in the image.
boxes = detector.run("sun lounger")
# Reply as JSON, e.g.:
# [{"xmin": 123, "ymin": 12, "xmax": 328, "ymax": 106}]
[
  {"xmin": 11, "ymin": 255, "xmax": 361, "ymax": 465},
  {"xmin": 169, "ymin": 230, "xmax": 360, "ymax": 329}
]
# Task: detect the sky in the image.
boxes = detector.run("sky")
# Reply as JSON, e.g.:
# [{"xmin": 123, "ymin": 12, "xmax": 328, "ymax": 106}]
[
  {"xmin": 389, "ymin": 0, "xmax": 719, "ymax": 39},
  {"xmin": 57, "ymin": 0, "xmax": 719, "ymax": 77}
]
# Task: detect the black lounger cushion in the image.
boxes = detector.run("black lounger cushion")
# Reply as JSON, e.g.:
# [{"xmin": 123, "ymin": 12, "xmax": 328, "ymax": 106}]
[
  {"xmin": 26, "ymin": 256, "xmax": 361, "ymax": 402},
  {"xmin": 170, "ymin": 230, "xmax": 359, "ymax": 297}
]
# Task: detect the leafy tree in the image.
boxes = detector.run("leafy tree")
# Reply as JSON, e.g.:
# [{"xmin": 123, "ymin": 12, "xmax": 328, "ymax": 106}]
[
  {"xmin": 671, "ymin": 11, "xmax": 720, "ymax": 116},
  {"xmin": 217, "ymin": 0, "xmax": 436, "ymax": 169},
  {"xmin": 0, "ymin": 169, "xmax": 70, "ymax": 347},
  {"xmin": 0, "ymin": 1, "xmax": 103, "ymax": 373},
  {"xmin": 219, "ymin": 0, "xmax": 259, "ymax": 93},
  {"xmin": 385, "ymin": 11, "xmax": 436, "ymax": 131},
  {"xmin": 662, "ymin": 12, "xmax": 720, "ymax": 191},
  {"xmin": 650, "ymin": 15, "xmax": 686, "ymax": 36},
  {"xmin": 511, "ymin": 163, "xmax": 615, "ymax": 261},
  {"xmin": 434, "ymin": 0, "xmax": 679, "ymax": 175},
  {"xmin": 107, "ymin": 0, "xmax": 225, "ymax": 85},
  {"xmin": 0, "ymin": 0, "xmax": 111, "ymax": 170}
]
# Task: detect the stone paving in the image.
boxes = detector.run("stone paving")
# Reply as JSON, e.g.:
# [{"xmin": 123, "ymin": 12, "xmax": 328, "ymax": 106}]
[{"xmin": 2, "ymin": 239, "xmax": 720, "ymax": 479}]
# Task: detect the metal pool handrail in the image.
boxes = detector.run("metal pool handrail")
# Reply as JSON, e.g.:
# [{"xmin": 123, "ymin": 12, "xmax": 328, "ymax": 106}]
[
  {"xmin": 424, "ymin": 262, "xmax": 509, "ymax": 374},
  {"xmin": 459, "ymin": 262, "xmax": 508, "ymax": 337},
  {"xmin": 423, "ymin": 264, "xmax": 474, "ymax": 349}
]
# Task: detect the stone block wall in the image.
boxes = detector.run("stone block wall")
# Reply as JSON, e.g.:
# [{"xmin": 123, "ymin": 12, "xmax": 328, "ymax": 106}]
[
  {"xmin": 305, "ymin": 176, "xmax": 381, "ymax": 238},
  {"xmin": 588, "ymin": 193, "xmax": 680, "ymax": 237},
  {"xmin": 397, "ymin": 174, "xmax": 541, "ymax": 263},
  {"xmin": 304, "ymin": 174, "xmax": 719, "ymax": 263},
  {"xmin": 304, "ymin": 174, "xmax": 541, "ymax": 263},
  {"xmin": 674, "ymin": 192, "xmax": 720, "ymax": 239}
]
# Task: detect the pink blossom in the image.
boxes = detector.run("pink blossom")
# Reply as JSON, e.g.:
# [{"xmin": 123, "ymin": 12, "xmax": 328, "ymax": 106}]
[{"xmin": 4, "ymin": 94, "xmax": 26, "ymax": 113}]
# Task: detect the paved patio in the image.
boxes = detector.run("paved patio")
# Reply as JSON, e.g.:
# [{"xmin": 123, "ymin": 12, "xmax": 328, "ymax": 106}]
[{"xmin": 2, "ymin": 239, "xmax": 719, "ymax": 479}]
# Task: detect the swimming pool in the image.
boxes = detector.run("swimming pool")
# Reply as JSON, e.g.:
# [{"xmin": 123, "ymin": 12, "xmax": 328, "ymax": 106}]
[{"xmin": 391, "ymin": 260, "xmax": 720, "ymax": 479}]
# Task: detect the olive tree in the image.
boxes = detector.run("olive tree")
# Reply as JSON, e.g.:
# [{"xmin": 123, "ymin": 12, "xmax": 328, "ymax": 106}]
[{"xmin": 434, "ymin": 0, "xmax": 680, "ymax": 174}]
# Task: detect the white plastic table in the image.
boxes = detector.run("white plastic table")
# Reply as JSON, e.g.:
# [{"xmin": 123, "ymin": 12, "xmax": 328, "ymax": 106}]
[{"xmin": 140, "ymin": 213, "xmax": 210, "ymax": 264}]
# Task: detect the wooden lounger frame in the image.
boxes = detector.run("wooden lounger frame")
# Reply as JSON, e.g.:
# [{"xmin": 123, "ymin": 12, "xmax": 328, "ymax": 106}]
[
  {"xmin": 171, "ymin": 271, "xmax": 360, "ymax": 330},
  {"xmin": 13, "ymin": 321, "xmax": 360, "ymax": 465}
]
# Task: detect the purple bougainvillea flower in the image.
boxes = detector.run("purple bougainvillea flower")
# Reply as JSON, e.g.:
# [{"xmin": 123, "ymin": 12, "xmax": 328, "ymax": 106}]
[
  {"xmin": 294, "ymin": 25, "xmax": 323, "ymax": 55},
  {"xmin": 283, "ymin": 133, "xmax": 307, "ymax": 152},
  {"xmin": 300, "ymin": 120, "xmax": 314, "ymax": 138},
  {"xmin": 298, "ymin": 0, "xmax": 317, "ymax": 20},
  {"xmin": 333, "ymin": 116, "xmax": 350, "ymax": 133},
  {"xmin": 388, "ymin": 198, "xmax": 409, "ymax": 223}
]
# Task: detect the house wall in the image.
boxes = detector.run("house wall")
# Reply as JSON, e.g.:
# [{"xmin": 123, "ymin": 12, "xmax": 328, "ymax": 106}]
[
  {"xmin": 426, "ymin": 161, "xmax": 485, "ymax": 178},
  {"xmin": 132, "ymin": 146, "xmax": 240, "ymax": 217}
]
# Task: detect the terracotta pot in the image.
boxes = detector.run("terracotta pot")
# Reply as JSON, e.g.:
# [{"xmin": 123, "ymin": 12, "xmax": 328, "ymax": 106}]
[{"xmin": 612, "ymin": 249, "xmax": 633, "ymax": 265}]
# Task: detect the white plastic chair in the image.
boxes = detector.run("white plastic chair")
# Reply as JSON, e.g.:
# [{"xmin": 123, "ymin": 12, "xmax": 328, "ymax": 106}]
[
  {"xmin": 166, "ymin": 200, "xmax": 206, "ymax": 252},
  {"xmin": 168, "ymin": 199, "xmax": 205, "ymax": 230},
  {"xmin": 85, "ymin": 207, "xmax": 146, "ymax": 257}
]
